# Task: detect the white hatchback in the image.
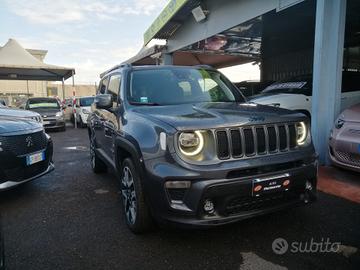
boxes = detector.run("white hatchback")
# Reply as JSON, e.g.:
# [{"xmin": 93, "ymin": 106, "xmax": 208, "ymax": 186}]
[{"xmin": 74, "ymin": 96, "xmax": 95, "ymax": 127}]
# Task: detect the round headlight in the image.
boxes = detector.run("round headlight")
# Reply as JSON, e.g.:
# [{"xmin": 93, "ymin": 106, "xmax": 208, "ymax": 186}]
[
  {"xmin": 296, "ymin": 122, "xmax": 307, "ymax": 145},
  {"xmin": 178, "ymin": 131, "xmax": 204, "ymax": 156}
]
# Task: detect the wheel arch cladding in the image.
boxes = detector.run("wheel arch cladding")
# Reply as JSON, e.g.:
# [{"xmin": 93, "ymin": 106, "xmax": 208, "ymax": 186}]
[{"xmin": 114, "ymin": 136, "xmax": 144, "ymax": 175}]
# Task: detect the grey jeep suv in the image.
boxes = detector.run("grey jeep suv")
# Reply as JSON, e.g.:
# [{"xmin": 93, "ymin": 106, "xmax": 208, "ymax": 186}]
[{"xmin": 88, "ymin": 64, "xmax": 318, "ymax": 233}]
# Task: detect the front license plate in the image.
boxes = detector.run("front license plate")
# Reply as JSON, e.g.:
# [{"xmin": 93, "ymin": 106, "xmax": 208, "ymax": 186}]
[
  {"xmin": 252, "ymin": 173, "xmax": 291, "ymax": 197},
  {"xmin": 26, "ymin": 151, "xmax": 45, "ymax": 166}
]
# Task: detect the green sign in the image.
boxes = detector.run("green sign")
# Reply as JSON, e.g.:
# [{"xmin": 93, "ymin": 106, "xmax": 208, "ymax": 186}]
[{"xmin": 143, "ymin": 0, "xmax": 189, "ymax": 45}]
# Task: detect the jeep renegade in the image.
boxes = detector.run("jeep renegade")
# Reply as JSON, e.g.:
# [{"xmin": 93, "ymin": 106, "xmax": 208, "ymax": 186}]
[{"xmin": 88, "ymin": 64, "xmax": 317, "ymax": 233}]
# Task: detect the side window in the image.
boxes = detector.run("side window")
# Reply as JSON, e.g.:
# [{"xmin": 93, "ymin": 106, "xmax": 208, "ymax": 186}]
[
  {"xmin": 98, "ymin": 77, "xmax": 109, "ymax": 94},
  {"xmin": 107, "ymin": 74, "xmax": 121, "ymax": 103}
]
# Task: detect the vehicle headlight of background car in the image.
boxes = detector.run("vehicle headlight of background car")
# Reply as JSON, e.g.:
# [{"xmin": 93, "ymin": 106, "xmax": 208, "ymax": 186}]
[
  {"xmin": 335, "ymin": 118, "xmax": 345, "ymax": 129},
  {"xmin": 30, "ymin": 115, "xmax": 42, "ymax": 123},
  {"xmin": 55, "ymin": 111, "xmax": 64, "ymax": 118}
]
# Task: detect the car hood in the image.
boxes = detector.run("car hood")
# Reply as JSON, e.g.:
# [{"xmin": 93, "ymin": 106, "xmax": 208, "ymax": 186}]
[
  {"xmin": 0, "ymin": 107, "xmax": 40, "ymax": 118},
  {"xmin": 28, "ymin": 108, "xmax": 60, "ymax": 116},
  {"xmin": 132, "ymin": 102, "xmax": 305, "ymax": 130},
  {"xmin": 0, "ymin": 116, "xmax": 43, "ymax": 135},
  {"xmin": 339, "ymin": 103, "xmax": 360, "ymax": 123}
]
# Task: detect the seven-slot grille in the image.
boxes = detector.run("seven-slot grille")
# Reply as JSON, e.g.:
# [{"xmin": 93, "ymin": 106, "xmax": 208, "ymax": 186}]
[{"xmin": 216, "ymin": 123, "xmax": 297, "ymax": 159}]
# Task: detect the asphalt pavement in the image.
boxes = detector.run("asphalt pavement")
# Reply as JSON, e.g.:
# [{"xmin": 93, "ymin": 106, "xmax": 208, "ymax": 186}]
[{"xmin": 0, "ymin": 126, "xmax": 359, "ymax": 270}]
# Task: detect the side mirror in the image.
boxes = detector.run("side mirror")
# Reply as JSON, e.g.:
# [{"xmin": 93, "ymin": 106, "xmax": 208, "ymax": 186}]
[{"xmin": 95, "ymin": 94, "xmax": 112, "ymax": 109}]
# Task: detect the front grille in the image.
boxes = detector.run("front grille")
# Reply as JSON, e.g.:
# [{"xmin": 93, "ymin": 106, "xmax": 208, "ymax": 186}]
[
  {"xmin": 334, "ymin": 150, "xmax": 360, "ymax": 167},
  {"xmin": 0, "ymin": 131, "xmax": 47, "ymax": 156},
  {"xmin": 216, "ymin": 123, "xmax": 298, "ymax": 160},
  {"xmin": 225, "ymin": 191, "xmax": 300, "ymax": 216},
  {"xmin": 216, "ymin": 131, "xmax": 229, "ymax": 159}
]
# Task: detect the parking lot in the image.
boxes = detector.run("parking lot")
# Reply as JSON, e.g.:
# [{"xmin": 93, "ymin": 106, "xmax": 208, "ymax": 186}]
[{"xmin": 0, "ymin": 126, "xmax": 358, "ymax": 270}]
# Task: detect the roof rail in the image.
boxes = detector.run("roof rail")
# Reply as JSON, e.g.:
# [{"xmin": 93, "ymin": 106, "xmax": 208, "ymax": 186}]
[{"xmin": 100, "ymin": 63, "xmax": 132, "ymax": 78}]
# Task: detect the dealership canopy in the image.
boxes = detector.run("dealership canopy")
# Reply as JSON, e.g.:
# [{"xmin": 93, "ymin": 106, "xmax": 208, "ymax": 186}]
[{"xmin": 0, "ymin": 39, "xmax": 75, "ymax": 81}]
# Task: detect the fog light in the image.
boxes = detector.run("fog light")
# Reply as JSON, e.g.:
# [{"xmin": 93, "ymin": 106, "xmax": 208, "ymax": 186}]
[{"xmin": 203, "ymin": 199, "xmax": 215, "ymax": 214}]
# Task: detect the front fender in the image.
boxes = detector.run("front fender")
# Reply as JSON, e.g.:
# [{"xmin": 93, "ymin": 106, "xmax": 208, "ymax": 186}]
[
  {"xmin": 122, "ymin": 114, "xmax": 176, "ymax": 161},
  {"xmin": 114, "ymin": 135, "xmax": 143, "ymax": 173}
]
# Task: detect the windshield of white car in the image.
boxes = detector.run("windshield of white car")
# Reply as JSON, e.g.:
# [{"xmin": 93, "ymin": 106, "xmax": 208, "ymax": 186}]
[
  {"xmin": 128, "ymin": 68, "xmax": 245, "ymax": 106},
  {"xmin": 80, "ymin": 97, "xmax": 95, "ymax": 107}
]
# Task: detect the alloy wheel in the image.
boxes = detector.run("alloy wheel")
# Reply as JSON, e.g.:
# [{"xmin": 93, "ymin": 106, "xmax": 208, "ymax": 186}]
[{"xmin": 121, "ymin": 166, "xmax": 137, "ymax": 225}]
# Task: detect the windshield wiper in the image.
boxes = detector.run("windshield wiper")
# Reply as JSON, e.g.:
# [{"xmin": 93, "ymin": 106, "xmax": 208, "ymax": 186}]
[{"xmin": 129, "ymin": 101, "xmax": 161, "ymax": 106}]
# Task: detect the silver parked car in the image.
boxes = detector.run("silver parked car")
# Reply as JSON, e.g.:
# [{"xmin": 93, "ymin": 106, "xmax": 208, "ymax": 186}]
[{"xmin": 329, "ymin": 103, "xmax": 360, "ymax": 172}]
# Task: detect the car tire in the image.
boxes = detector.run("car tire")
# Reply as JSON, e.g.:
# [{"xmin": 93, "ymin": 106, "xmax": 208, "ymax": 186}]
[
  {"xmin": 90, "ymin": 130, "xmax": 107, "ymax": 173},
  {"xmin": 121, "ymin": 158, "xmax": 154, "ymax": 234},
  {"xmin": 80, "ymin": 118, "xmax": 86, "ymax": 128}
]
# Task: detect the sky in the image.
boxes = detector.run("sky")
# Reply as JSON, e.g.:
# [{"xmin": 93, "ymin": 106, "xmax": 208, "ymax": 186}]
[{"xmin": 0, "ymin": 0, "xmax": 259, "ymax": 85}]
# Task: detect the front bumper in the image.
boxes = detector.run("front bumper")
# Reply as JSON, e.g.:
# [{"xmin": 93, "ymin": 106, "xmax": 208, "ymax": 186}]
[
  {"xmin": 80, "ymin": 113, "xmax": 89, "ymax": 124},
  {"xmin": 0, "ymin": 139, "xmax": 54, "ymax": 191},
  {"xmin": 143, "ymin": 149, "xmax": 318, "ymax": 227},
  {"xmin": 0, "ymin": 162, "xmax": 54, "ymax": 191},
  {"xmin": 329, "ymin": 128, "xmax": 360, "ymax": 172},
  {"xmin": 42, "ymin": 117, "xmax": 65, "ymax": 129},
  {"xmin": 329, "ymin": 147, "xmax": 360, "ymax": 172}
]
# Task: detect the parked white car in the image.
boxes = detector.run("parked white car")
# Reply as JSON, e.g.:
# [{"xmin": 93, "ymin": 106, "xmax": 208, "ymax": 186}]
[
  {"xmin": 249, "ymin": 73, "xmax": 360, "ymax": 118},
  {"xmin": 74, "ymin": 96, "xmax": 95, "ymax": 127}
]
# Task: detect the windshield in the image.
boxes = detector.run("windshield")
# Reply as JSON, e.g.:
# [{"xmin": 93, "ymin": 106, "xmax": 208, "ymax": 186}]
[
  {"xmin": 80, "ymin": 97, "xmax": 95, "ymax": 107},
  {"xmin": 27, "ymin": 98, "xmax": 60, "ymax": 109},
  {"xmin": 261, "ymin": 81, "xmax": 312, "ymax": 96},
  {"xmin": 128, "ymin": 68, "xmax": 244, "ymax": 105}
]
